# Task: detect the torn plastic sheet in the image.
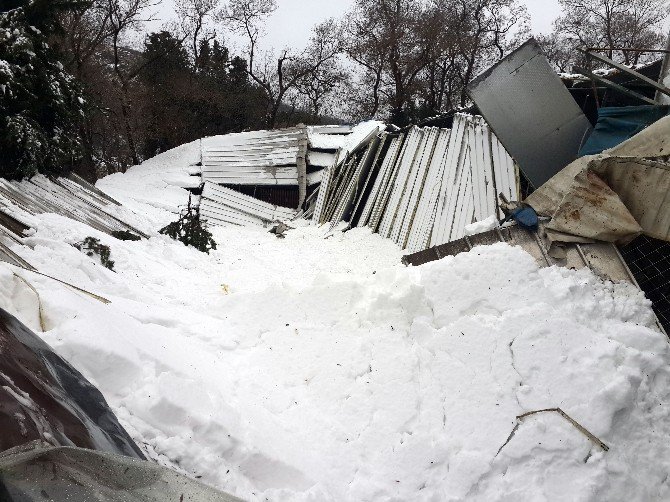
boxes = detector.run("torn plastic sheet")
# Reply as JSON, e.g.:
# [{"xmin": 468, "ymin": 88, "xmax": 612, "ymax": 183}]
[{"xmin": 526, "ymin": 115, "xmax": 670, "ymax": 244}]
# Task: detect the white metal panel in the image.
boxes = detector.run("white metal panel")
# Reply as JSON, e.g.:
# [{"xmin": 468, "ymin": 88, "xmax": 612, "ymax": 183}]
[
  {"xmin": 367, "ymin": 136, "xmax": 405, "ymax": 231},
  {"xmin": 393, "ymin": 128, "xmax": 440, "ymax": 248},
  {"xmin": 202, "ymin": 127, "xmax": 306, "ymax": 187},
  {"xmin": 328, "ymin": 137, "xmax": 382, "ymax": 230},
  {"xmin": 378, "ymin": 128, "xmax": 423, "ymax": 238},
  {"xmin": 358, "ymin": 136, "xmax": 402, "ymax": 228},
  {"xmin": 200, "ymin": 200, "xmax": 266, "ymax": 227},
  {"xmin": 307, "ymin": 151, "xmax": 338, "ymax": 168},
  {"xmin": 201, "ymin": 182, "xmax": 295, "ymax": 224},
  {"xmin": 312, "ymin": 166, "xmax": 333, "ymax": 224},
  {"xmin": 350, "ymin": 134, "xmax": 389, "ymax": 226},
  {"xmin": 431, "ymin": 115, "xmax": 469, "ymax": 246},
  {"xmin": 406, "ymin": 129, "xmax": 451, "ymax": 252}
]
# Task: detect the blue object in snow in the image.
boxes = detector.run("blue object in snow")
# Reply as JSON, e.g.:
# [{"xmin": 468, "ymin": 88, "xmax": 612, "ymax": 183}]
[
  {"xmin": 579, "ymin": 105, "xmax": 670, "ymax": 156},
  {"xmin": 511, "ymin": 206, "xmax": 539, "ymax": 229}
]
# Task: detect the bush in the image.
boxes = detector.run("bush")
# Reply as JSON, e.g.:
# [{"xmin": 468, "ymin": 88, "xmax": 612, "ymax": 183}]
[
  {"xmin": 111, "ymin": 230, "xmax": 141, "ymax": 241},
  {"xmin": 74, "ymin": 237, "xmax": 114, "ymax": 271},
  {"xmin": 159, "ymin": 197, "xmax": 217, "ymax": 254}
]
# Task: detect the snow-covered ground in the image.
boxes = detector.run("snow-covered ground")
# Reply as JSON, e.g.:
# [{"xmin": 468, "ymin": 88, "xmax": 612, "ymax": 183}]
[{"xmin": 2, "ymin": 147, "xmax": 670, "ymax": 501}]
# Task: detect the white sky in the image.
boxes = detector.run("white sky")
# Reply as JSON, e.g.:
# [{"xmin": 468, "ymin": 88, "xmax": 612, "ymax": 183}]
[{"xmin": 148, "ymin": 0, "xmax": 563, "ymax": 52}]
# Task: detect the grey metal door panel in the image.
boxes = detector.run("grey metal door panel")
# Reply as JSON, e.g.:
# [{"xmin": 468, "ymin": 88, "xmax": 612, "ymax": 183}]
[{"xmin": 468, "ymin": 39, "xmax": 592, "ymax": 188}]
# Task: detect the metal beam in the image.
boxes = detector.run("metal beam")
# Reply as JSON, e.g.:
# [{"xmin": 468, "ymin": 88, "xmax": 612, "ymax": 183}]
[
  {"xmin": 579, "ymin": 48, "xmax": 670, "ymax": 98},
  {"xmin": 573, "ymin": 66, "xmax": 657, "ymax": 105}
]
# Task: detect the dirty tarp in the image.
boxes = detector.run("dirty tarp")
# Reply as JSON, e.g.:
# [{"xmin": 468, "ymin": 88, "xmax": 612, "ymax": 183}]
[
  {"xmin": 579, "ymin": 105, "xmax": 670, "ymax": 156},
  {"xmin": 0, "ymin": 441, "xmax": 243, "ymax": 502},
  {"xmin": 526, "ymin": 115, "xmax": 670, "ymax": 244}
]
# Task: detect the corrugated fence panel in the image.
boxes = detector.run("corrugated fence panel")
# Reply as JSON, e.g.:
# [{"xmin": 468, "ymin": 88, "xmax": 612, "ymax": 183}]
[
  {"xmin": 378, "ymin": 128, "xmax": 423, "ymax": 238},
  {"xmin": 367, "ymin": 135, "xmax": 405, "ymax": 232},
  {"xmin": 308, "ymin": 113, "xmax": 517, "ymax": 252},
  {"xmin": 406, "ymin": 129, "xmax": 452, "ymax": 252},
  {"xmin": 200, "ymin": 182, "xmax": 296, "ymax": 227},
  {"xmin": 0, "ymin": 176, "xmax": 146, "ymax": 239}
]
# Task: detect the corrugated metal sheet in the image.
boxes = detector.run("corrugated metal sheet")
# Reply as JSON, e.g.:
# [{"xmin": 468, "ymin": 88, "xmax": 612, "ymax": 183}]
[
  {"xmin": 468, "ymin": 38, "xmax": 592, "ymax": 188},
  {"xmin": 201, "ymin": 126, "xmax": 363, "ymax": 217},
  {"xmin": 313, "ymin": 114, "xmax": 517, "ymax": 252},
  {"xmin": 200, "ymin": 182, "xmax": 296, "ymax": 227},
  {"xmin": 430, "ymin": 115, "xmax": 517, "ymax": 248},
  {"xmin": 0, "ymin": 175, "xmax": 147, "ymax": 239},
  {"xmin": 358, "ymin": 135, "xmax": 404, "ymax": 230},
  {"xmin": 202, "ymin": 128, "xmax": 307, "ymax": 186}
]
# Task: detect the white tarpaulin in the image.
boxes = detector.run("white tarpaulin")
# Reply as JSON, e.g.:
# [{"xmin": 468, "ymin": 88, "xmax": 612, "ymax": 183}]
[{"xmin": 526, "ymin": 115, "xmax": 670, "ymax": 244}]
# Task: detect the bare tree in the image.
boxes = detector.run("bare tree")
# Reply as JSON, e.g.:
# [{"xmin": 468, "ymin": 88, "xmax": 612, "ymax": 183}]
[
  {"xmin": 58, "ymin": 2, "xmax": 114, "ymax": 78},
  {"xmin": 342, "ymin": 0, "xmax": 527, "ymax": 122},
  {"xmin": 296, "ymin": 19, "xmax": 347, "ymax": 119},
  {"xmin": 549, "ymin": 0, "xmax": 669, "ymax": 67},
  {"xmin": 175, "ymin": 0, "xmax": 219, "ymax": 67},
  {"xmin": 223, "ymin": 0, "xmax": 341, "ymax": 127},
  {"xmin": 446, "ymin": 0, "xmax": 529, "ymax": 106},
  {"xmin": 344, "ymin": 0, "xmax": 432, "ymax": 124}
]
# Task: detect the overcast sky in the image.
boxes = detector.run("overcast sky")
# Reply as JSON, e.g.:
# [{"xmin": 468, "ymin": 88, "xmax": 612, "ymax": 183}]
[{"xmin": 150, "ymin": 0, "xmax": 563, "ymax": 52}]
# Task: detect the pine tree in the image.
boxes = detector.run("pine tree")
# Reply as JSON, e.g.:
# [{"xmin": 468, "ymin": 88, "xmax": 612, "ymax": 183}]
[{"xmin": 0, "ymin": 1, "xmax": 87, "ymax": 179}]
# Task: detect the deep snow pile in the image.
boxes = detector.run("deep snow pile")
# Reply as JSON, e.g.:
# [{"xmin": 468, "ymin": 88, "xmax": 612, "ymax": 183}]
[{"xmin": 1, "ymin": 152, "xmax": 670, "ymax": 501}]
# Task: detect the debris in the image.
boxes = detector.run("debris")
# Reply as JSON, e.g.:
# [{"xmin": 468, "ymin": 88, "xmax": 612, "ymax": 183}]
[
  {"xmin": 268, "ymin": 222, "xmax": 293, "ymax": 239},
  {"xmin": 497, "ymin": 407, "xmax": 610, "ymax": 456},
  {"xmin": 313, "ymin": 114, "xmax": 518, "ymax": 252}
]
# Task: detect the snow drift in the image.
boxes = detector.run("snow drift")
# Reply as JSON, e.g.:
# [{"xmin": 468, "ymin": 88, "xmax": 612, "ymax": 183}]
[{"xmin": 0, "ymin": 142, "xmax": 669, "ymax": 502}]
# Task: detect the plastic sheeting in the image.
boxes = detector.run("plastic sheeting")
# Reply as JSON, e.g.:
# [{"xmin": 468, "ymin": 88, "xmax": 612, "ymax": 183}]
[
  {"xmin": 0, "ymin": 307, "xmax": 144, "ymax": 458},
  {"xmin": 527, "ymin": 115, "xmax": 670, "ymax": 244},
  {"xmin": 579, "ymin": 105, "xmax": 670, "ymax": 156},
  {"xmin": 0, "ymin": 441, "xmax": 243, "ymax": 502}
]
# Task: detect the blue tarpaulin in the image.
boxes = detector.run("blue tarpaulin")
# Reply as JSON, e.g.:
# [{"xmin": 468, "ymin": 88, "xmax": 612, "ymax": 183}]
[{"xmin": 579, "ymin": 105, "xmax": 670, "ymax": 156}]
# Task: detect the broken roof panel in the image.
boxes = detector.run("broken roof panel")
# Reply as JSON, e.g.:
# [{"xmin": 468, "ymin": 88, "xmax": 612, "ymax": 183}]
[
  {"xmin": 200, "ymin": 182, "xmax": 296, "ymax": 228},
  {"xmin": 202, "ymin": 127, "xmax": 308, "ymax": 187},
  {"xmin": 0, "ymin": 175, "xmax": 147, "ymax": 240}
]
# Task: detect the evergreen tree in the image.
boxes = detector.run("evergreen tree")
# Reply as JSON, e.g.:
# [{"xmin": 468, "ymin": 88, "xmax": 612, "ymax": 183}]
[{"xmin": 0, "ymin": 1, "xmax": 87, "ymax": 179}]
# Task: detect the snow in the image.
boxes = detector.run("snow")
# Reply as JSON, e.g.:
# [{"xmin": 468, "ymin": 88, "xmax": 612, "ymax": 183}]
[
  {"xmin": 1, "ymin": 142, "xmax": 670, "ymax": 501},
  {"xmin": 464, "ymin": 214, "xmax": 499, "ymax": 236}
]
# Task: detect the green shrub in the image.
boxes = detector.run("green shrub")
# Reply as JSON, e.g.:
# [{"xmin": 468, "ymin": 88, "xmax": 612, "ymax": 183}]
[
  {"xmin": 159, "ymin": 197, "xmax": 217, "ymax": 254},
  {"xmin": 74, "ymin": 237, "xmax": 114, "ymax": 271},
  {"xmin": 111, "ymin": 230, "xmax": 141, "ymax": 241}
]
